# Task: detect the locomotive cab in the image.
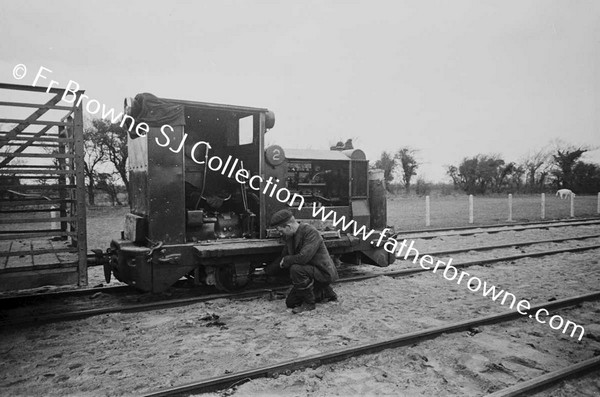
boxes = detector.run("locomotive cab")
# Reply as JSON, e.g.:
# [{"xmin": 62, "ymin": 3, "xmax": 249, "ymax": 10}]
[{"xmin": 124, "ymin": 95, "xmax": 274, "ymax": 245}]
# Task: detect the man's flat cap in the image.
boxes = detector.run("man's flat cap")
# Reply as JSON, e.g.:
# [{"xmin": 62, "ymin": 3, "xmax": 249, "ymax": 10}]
[{"xmin": 270, "ymin": 209, "xmax": 293, "ymax": 227}]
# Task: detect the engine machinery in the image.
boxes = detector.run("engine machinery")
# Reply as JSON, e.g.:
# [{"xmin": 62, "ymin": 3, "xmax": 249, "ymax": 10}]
[{"xmin": 106, "ymin": 94, "xmax": 393, "ymax": 292}]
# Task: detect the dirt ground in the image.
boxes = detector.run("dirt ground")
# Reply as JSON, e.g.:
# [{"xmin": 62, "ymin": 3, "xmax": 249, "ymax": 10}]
[{"xmin": 1, "ymin": 225, "xmax": 600, "ymax": 396}]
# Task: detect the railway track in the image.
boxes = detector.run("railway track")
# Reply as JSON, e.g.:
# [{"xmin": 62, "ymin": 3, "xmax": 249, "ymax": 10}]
[
  {"xmin": 404, "ymin": 232, "xmax": 600, "ymax": 259},
  {"xmin": 0, "ymin": 284, "xmax": 130, "ymax": 307},
  {"xmin": 395, "ymin": 218, "xmax": 600, "ymax": 240},
  {"xmin": 394, "ymin": 216, "xmax": 600, "ymax": 235},
  {"xmin": 2, "ymin": 232, "xmax": 599, "ymax": 327},
  {"xmin": 2, "ymin": 220, "xmax": 599, "ymax": 396},
  {"xmin": 487, "ymin": 356, "xmax": 600, "ymax": 397},
  {"xmin": 3, "ymin": 217, "xmax": 600, "ymax": 305},
  {"xmin": 140, "ymin": 291, "xmax": 600, "ymax": 397}
]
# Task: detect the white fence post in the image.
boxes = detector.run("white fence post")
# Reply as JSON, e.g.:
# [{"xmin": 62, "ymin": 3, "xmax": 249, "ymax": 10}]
[
  {"xmin": 541, "ymin": 193, "xmax": 545, "ymax": 220},
  {"xmin": 425, "ymin": 195, "xmax": 431, "ymax": 227},
  {"xmin": 597, "ymin": 192, "xmax": 600, "ymax": 214},
  {"xmin": 507, "ymin": 194, "xmax": 513, "ymax": 222},
  {"xmin": 469, "ymin": 194, "xmax": 474, "ymax": 224},
  {"xmin": 570, "ymin": 193, "xmax": 575, "ymax": 218}
]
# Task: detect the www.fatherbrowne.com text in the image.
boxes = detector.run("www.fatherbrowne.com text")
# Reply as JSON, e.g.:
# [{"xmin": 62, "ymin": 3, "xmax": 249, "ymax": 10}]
[{"xmin": 310, "ymin": 205, "xmax": 584, "ymax": 340}]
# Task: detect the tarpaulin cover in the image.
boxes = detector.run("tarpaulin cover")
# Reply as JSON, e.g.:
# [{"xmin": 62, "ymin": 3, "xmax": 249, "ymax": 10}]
[{"xmin": 129, "ymin": 92, "xmax": 185, "ymax": 129}]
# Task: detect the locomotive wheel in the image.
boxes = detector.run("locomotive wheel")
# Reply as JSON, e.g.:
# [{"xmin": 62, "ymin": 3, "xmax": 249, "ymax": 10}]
[
  {"xmin": 214, "ymin": 262, "xmax": 251, "ymax": 292},
  {"xmin": 104, "ymin": 246, "xmax": 120, "ymax": 284}
]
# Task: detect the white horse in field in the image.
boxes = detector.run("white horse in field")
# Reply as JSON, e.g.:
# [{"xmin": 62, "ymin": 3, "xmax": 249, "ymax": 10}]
[{"xmin": 556, "ymin": 189, "xmax": 575, "ymax": 199}]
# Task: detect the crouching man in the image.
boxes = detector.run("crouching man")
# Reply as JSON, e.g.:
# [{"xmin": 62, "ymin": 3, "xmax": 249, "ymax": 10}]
[{"xmin": 266, "ymin": 209, "xmax": 338, "ymax": 314}]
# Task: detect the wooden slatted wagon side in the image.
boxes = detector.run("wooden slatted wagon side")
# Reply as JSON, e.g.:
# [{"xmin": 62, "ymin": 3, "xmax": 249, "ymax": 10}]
[{"xmin": 0, "ymin": 83, "xmax": 87, "ymax": 291}]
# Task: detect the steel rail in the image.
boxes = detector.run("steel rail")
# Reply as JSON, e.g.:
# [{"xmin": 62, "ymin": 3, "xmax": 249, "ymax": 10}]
[
  {"xmin": 141, "ymin": 290, "xmax": 600, "ymax": 397},
  {"xmin": 395, "ymin": 216, "xmax": 600, "ymax": 235},
  {"xmin": 0, "ymin": 288, "xmax": 277, "ymax": 328},
  {"xmin": 384, "ymin": 244, "xmax": 600, "ymax": 278},
  {"xmin": 487, "ymin": 355, "xmax": 600, "ymax": 397},
  {"xmin": 3, "ymin": 241, "xmax": 599, "ymax": 327},
  {"xmin": 409, "ymin": 233, "xmax": 600, "ymax": 258},
  {"xmin": 0, "ymin": 284, "xmax": 130, "ymax": 308},
  {"xmin": 396, "ymin": 219, "xmax": 600, "ymax": 240}
]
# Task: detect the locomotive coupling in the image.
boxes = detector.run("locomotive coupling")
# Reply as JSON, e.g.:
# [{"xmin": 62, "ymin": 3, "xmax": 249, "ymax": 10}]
[{"xmin": 87, "ymin": 249, "xmax": 110, "ymax": 267}]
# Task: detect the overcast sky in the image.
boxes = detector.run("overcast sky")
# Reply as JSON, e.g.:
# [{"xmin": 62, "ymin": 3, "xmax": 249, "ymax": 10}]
[{"xmin": 1, "ymin": 0, "xmax": 598, "ymax": 182}]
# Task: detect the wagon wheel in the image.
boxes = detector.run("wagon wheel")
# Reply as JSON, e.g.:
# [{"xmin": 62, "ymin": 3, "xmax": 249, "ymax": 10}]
[
  {"xmin": 99, "ymin": 248, "xmax": 115, "ymax": 284},
  {"xmin": 103, "ymin": 263, "xmax": 112, "ymax": 284},
  {"xmin": 214, "ymin": 263, "xmax": 252, "ymax": 292}
]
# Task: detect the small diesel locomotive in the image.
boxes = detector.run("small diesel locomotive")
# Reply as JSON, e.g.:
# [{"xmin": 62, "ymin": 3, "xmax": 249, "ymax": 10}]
[{"xmin": 105, "ymin": 94, "xmax": 393, "ymax": 292}]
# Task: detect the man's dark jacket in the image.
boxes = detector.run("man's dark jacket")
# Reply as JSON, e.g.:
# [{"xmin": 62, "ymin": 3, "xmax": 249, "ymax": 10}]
[{"xmin": 280, "ymin": 223, "xmax": 339, "ymax": 283}]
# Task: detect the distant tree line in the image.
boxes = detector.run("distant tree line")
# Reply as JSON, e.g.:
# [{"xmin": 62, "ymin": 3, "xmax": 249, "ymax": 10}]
[
  {"xmin": 374, "ymin": 141, "xmax": 600, "ymax": 196},
  {"xmin": 446, "ymin": 155, "xmax": 523, "ymax": 194},
  {"xmin": 445, "ymin": 144, "xmax": 599, "ymax": 195}
]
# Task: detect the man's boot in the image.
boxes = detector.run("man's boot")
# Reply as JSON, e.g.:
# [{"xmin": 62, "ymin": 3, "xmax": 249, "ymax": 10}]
[
  {"xmin": 285, "ymin": 286, "xmax": 304, "ymax": 309},
  {"xmin": 321, "ymin": 284, "xmax": 338, "ymax": 302},
  {"xmin": 292, "ymin": 282, "xmax": 316, "ymax": 314},
  {"xmin": 313, "ymin": 282, "xmax": 325, "ymax": 303}
]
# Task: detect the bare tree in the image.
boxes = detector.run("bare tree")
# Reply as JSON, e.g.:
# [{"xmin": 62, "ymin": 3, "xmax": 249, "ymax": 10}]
[
  {"xmin": 96, "ymin": 172, "xmax": 123, "ymax": 206},
  {"xmin": 83, "ymin": 120, "xmax": 107, "ymax": 205},
  {"xmin": 94, "ymin": 119, "xmax": 129, "ymax": 192},
  {"xmin": 0, "ymin": 146, "xmax": 23, "ymax": 197},
  {"xmin": 521, "ymin": 148, "xmax": 551, "ymax": 192}
]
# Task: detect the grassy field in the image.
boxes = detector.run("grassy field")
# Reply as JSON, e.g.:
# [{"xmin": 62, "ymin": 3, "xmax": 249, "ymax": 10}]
[
  {"xmin": 84, "ymin": 194, "xmax": 600, "ymax": 249},
  {"xmin": 387, "ymin": 194, "xmax": 600, "ymax": 230},
  {"xmin": 86, "ymin": 205, "xmax": 129, "ymax": 250}
]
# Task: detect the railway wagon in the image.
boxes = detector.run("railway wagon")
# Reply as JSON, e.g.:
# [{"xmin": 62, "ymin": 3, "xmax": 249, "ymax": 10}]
[
  {"xmin": 0, "ymin": 83, "xmax": 87, "ymax": 292},
  {"xmin": 105, "ymin": 94, "xmax": 393, "ymax": 292}
]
